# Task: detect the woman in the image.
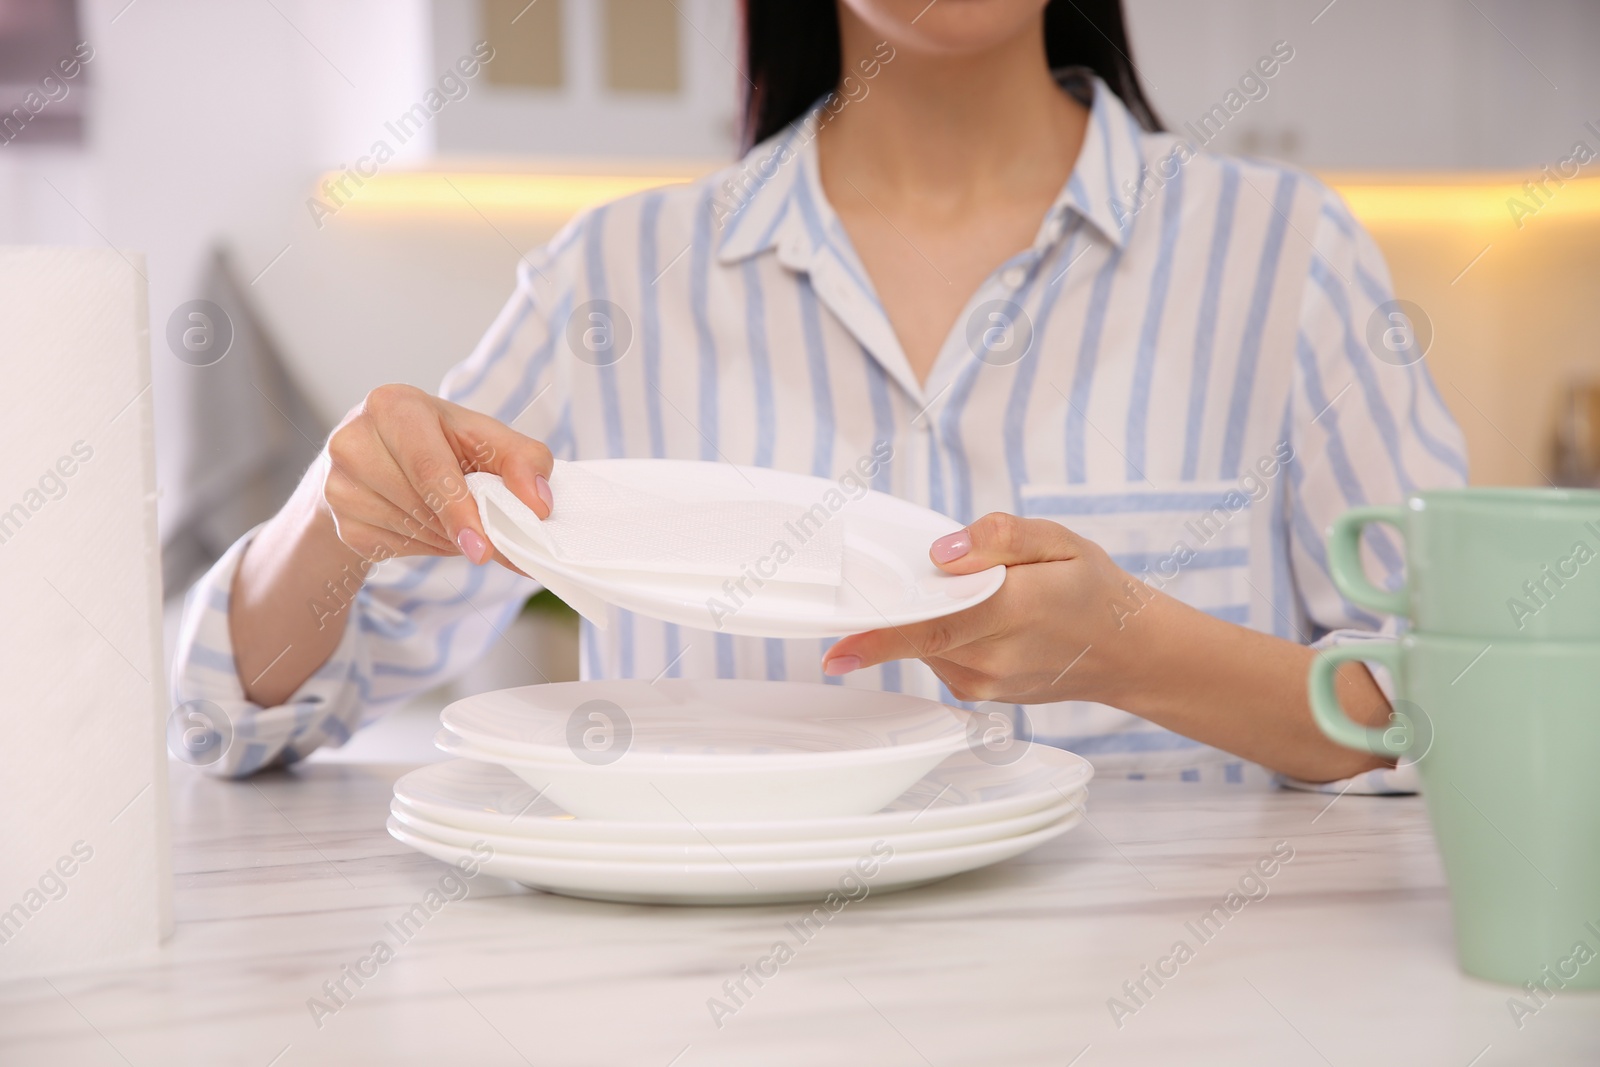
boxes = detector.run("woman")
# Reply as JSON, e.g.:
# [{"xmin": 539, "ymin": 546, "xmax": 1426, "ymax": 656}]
[{"xmin": 174, "ymin": 0, "xmax": 1465, "ymax": 786}]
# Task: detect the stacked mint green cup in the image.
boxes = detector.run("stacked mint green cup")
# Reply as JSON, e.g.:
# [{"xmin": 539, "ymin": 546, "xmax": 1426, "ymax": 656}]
[{"xmin": 1307, "ymin": 487, "xmax": 1600, "ymax": 988}]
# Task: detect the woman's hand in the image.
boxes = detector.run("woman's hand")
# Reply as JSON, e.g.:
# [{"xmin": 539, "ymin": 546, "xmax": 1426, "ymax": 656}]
[
  {"xmin": 821, "ymin": 513, "xmax": 1147, "ymax": 705},
  {"xmin": 232, "ymin": 384, "xmax": 553, "ymax": 706},
  {"xmin": 320, "ymin": 383, "xmax": 554, "ymax": 567},
  {"xmin": 820, "ymin": 511, "xmax": 1396, "ymax": 782}
]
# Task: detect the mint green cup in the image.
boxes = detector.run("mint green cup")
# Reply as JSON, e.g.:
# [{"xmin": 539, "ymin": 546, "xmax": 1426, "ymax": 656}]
[
  {"xmin": 1309, "ymin": 633, "xmax": 1600, "ymax": 987},
  {"xmin": 1329, "ymin": 488, "xmax": 1600, "ymax": 639}
]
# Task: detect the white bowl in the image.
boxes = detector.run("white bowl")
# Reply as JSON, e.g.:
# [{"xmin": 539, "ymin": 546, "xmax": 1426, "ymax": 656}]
[
  {"xmin": 437, "ymin": 727, "xmax": 966, "ymax": 822},
  {"xmin": 436, "ymin": 679, "xmax": 974, "ymax": 822}
]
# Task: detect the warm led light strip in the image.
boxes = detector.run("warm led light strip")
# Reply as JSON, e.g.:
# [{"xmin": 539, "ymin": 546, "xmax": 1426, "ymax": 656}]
[
  {"xmin": 319, "ymin": 170, "xmax": 1600, "ymax": 228},
  {"xmin": 1327, "ymin": 175, "xmax": 1600, "ymax": 228},
  {"xmin": 320, "ymin": 171, "xmax": 695, "ymax": 218}
]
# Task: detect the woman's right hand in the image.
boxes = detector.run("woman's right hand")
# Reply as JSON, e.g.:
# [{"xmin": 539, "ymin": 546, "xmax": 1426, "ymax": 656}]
[{"xmin": 320, "ymin": 383, "xmax": 554, "ymax": 568}]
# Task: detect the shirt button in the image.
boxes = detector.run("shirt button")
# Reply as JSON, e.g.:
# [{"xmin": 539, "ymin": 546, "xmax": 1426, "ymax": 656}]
[{"xmin": 1000, "ymin": 266, "xmax": 1026, "ymax": 289}]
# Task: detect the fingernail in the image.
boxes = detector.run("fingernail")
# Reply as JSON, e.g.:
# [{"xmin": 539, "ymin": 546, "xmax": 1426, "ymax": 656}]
[
  {"xmin": 457, "ymin": 527, "xmax": 489, "ymax": 564},
  {"xmin": 931, "ymin": 530, "xmax": 970, "ymax": 564},
  {"xmin": 534, "ymin": 474, "xmax": 553, "ymax": 514},
  {"xmin": 823, "ymin": 655, "xmax": 861, "ymax": 676}
]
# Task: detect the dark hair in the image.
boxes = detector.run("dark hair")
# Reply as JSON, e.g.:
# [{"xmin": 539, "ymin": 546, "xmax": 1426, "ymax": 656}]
[{"xmin": 740, "ymin": 1, "xmax": 1162, "ymax": 150}]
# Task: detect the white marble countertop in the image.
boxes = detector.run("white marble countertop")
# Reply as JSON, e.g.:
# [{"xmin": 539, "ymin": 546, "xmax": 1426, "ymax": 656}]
[{"xmin": 3, "ymin": 760, "xmax": 1596, "ymax": 1066}]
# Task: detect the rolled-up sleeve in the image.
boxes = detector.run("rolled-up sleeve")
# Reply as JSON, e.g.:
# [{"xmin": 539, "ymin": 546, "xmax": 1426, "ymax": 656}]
[
  {"xmin": 1278, "ymin": 190, "xmax": 1469, "ymax": 795},
  {"xmin": 170, "ymin": 244, "xmax": 576, "ymax": 776}
]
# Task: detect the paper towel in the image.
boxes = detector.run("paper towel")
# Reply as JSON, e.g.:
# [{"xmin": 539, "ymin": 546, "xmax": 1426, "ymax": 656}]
[{"xmin": 0, "ymin": 247, "xmax": 172, "ymax": 978}]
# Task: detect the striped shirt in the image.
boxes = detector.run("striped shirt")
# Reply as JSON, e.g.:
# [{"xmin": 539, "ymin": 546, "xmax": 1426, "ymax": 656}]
[{"xmin": 173, "ymin": 72, "xmax": 1466, "ymax": 787}]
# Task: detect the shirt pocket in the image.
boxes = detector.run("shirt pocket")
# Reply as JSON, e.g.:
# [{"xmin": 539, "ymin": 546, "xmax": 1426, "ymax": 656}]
[{"xmin": 1019, "ymin": 481, "xmax": 1256, "ymax": 626}]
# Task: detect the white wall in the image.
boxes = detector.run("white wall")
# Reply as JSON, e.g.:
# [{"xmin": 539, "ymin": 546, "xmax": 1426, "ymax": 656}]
[
  {"xmin": 1123, "ymin": 0, "xmax": 1600, "ymax": 171},
  {"xmin": 27, "ymin": 0, "xmax": 436, "ymax": 535}
]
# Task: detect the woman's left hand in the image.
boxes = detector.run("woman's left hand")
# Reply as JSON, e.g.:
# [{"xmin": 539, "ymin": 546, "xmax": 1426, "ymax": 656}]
[{"xmin": 821, "ymin": 512, "xmax": 1153, "ymax": 705}]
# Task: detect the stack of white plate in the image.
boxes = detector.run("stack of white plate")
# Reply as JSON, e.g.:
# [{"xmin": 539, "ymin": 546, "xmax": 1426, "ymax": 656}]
[{"xmin": 389, "ymin": 680, "xmax": 1092, "ymax": 905}]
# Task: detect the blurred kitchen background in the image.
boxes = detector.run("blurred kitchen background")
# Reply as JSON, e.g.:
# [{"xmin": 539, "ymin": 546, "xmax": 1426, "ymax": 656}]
[{"xmin": 5, "ymin": 0, "xmax": 1599, "ymax": 753}]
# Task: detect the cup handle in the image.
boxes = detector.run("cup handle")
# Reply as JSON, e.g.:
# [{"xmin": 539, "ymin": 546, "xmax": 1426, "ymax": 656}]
[
  {"xmin": 1308, "ymin": 642, "xmax": 1408, "ymax": 758},
  {"xmin": 1327, "ymin": 505, "xmax": 1408, "ymax": 617}
]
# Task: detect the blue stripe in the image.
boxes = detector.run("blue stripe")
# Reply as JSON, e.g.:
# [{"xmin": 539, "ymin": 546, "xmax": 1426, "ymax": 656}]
[
  {"xmin": 1220, "ymin": 170, "xmax": 1297, "ymax": 477},
  {"xmin": 584, "ymin": 205, "xmax": 627, "ymax": 459},
  {"xmin": 1309, "ymin": 254, "xmax": 1418, "ymax": 493},
  {"xmin": 582, "ymin": 618, "xmax": 603, "ymax": 679},
  {"xmin": 797, "ymin": 275, "xmax": 835, "ymax": 477},
  {"xmin": 187, "ymin": 643, "xmax": 235, "ymax": 674},
  {"xmin": 1181, "ymin": 163, "xmax": 1239, "ymax": 480},
  {"xmin": 1124, "ymin": 164, "xmax": 1185, "ymax": 478},
  {"xmin": 1114, "ymin": 102, "xmax": 1148, "ymax": 243},
  {"xmin": 663, "ymin": 623, "xmax": 683, "ymax": 678},
  {"xmin": 1270, "ymin": 399, "xmax": 1298, "ymax": 638},
  {"xmin": 1023, "ymin": 489, "xmax": 1249, "ymax": 515},
  {"xmin": 1037, "ymin": 730, "xmax": 1204, "ymax": 755},
  {"xmin": 691, "ymin": 190, "xmax": 720, "ymax": 462},
  {"xmin": 861, "ymin": 343, "xmax": 896, "ymax": 491},
  {"xmin": 764, "ymin": 638, "xmax": 786, "ymax": 681},
  {"xmin": 879, "ymin": 660, "xmax": 903, "ymax": 693},
  {"xmin": 1067, "ymin": 173, "xmax": 1093, "ymax": 220},
  {"xmin": 639, "ymin": 193, "xmax": 667, "ymax": 458},
  {"xmin": 1320, "ymin": 202, "xmax": 1356, "ymax": 240},
  {"xmin": 1094, "ymin": 92, "xmax": 1118, "ymax": 235},
  {"xmin": 492, "ymin": 290, "xmax": 568, "ymax": 426},
  {"xmin": 618, "ymin": 607, "xmax": 634, "ymax": 678},
  {"xmin": 927, "ymin": 419, "xmax": 947, "ymax": 516},
  {"xmin": 939, "ymin": 359, "xmax": 987, "ymax": 526},
  {"xmin": 743, "ymin": 258, "xmax": 776, "ymax": 467},
  {"xmin": 1115, "ymin": 547, "xmax": 1250, "ymax": 572},
  {"xmin": 1351, "ymin": 264, "xmax": 1466, "ymax": 481},
  {"xmin": 1293, "ymin": 334, "xmax": 1405, "ymax": 578}
]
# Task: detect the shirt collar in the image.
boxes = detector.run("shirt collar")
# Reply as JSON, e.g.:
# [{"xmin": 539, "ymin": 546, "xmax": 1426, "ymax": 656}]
[{"xmin": 715, "ymin": 70, "xmax": 1149, "ymax": 266}]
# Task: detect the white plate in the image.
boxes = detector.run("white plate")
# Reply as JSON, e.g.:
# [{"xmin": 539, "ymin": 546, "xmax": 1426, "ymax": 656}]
[
  {"xmin": 393, "ymin": 745, "xmax": 1094, "ymax": 843},
  {"xmin": 437, "ymin": 680, "xmax": 973, "ymax": 822},
  {"xmin": 387, "ymin": 808, "xmax": 1083, "ymax": 905},
  {"xmin": 388, "ymin": 788, "xmax": 1084, "ymax": 863},
  {"xmin": 477, "ymin": 459, "xmax": 1005, "ymax": 639}
]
